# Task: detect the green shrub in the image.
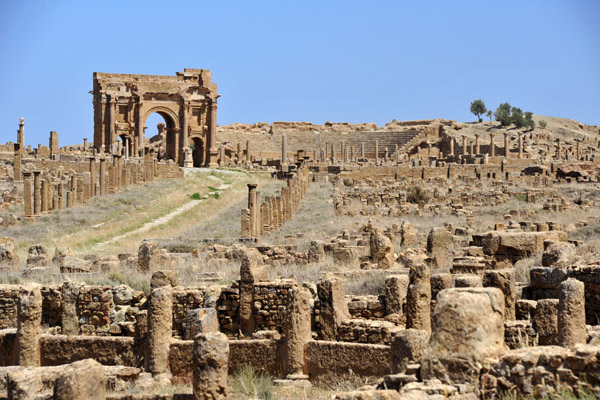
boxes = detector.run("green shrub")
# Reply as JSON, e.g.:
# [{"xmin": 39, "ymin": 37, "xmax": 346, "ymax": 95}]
[
  {"xmin": 539, "ymin": 120, "xmax": 547, "ymax": 129},
  {"xmin": 406, "ymin": 186, "xmax": 429, "ymax": 204},
  {"xmin": 189, "ymin": 192, "xmax": 202, "ymax": 200}
]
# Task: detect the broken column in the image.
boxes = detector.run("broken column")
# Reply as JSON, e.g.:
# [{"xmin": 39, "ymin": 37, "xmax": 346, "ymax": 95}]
[
  {"xmin": 53, "ymin": 359, "xmax": 106, "ymax": 400},
  {"xmin": 146, "ymin": 285, "xmax": 173, "ymax": 376},
  {"xmin": 23, "ymin": 172, "xmax": 34, "ymax": 220},
  {"xmin": 33, "ymin": 171, "xmax": 41, "ymax": 215},
  {"xmin": 421, "ymin": 288, "xmax": 505, "ymax": 385},
  {"xmin": 518, "ymin": 133, "xmax": 523, "ymax": 159},
  {"xmin": 193, "ymin": 332, "xmax": 229, "ymax": 400},
  {"xmin": 49, "ymin": 131, "xmax": 59, "ymax": 158},
  {"xmin": 15, "ymin": 285, "xmax": 42, "ymax": 366},
  {"xmin": 558, "ymin": 278, "xmax": 586, "ymax": 348},
  {"xmin": 239, "ymin": 249, "xmax": 267, "ymax": 336},
  {"xmin": 406, "ymin": 264, "xmax": 431, "ymax": 335},
  {"xmin": 17, "ymin": 118, "xmax": 25, "ymax": 154},
  {"xmin": 283, "ymin": 287, "xmax": 312, "ymax": 378},
  {"xmin": 317, "ymin": 277, "xmax": 350, "ymax": 340},
  {"xmin": 483, "ymin": 269, "xmax": 516, "ymax": 320},
  {"xmin": 391, "ymin": 329, "xmax": 429, "ymax": 373},
  {"xmin": 385, "ymin": 275, "xmax": 409, "ymax": 316},
  {"xmin": 99, "ymin": 158, "xmax": 106, "ymax": 195},
  {"xmin": 89, "ymin": 158, "xmax": 96, "ymax": 197},
  {"xmin": 62, "ymin": 281, "xmax": 80, "ymax": 335},
  {"xmin": 370, "ymin": 227, "xmax": 395, "ymax": 269},
  {"xmin": 474, "ymin": 133, "xmax": 480, "ymax": 155},
  {"xmin": 13, "ymin": 143, "xmax": 22, "ymax": 182},
  {"xmin": 247, "ymin": 184, "xmax": 258, "ymax": 238}
]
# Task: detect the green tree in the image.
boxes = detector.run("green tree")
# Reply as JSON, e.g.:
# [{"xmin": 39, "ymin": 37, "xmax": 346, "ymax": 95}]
[
  {"xmin": 494, "ymin": 102, "xmax": 512, "ymax": 126},
  {"xmin": 470, "ymin": 99, "xmax": 487, "ymax": 122},
  {"xmin": 511, "ymin": 107, "xmax": 525, "ymax": 128},
  {"xmin": 486, "ymin": 110, "xmax": 493, "ymax": 121},
  {"xmin": 538, "ymin": 120, "xmax": 547, "ymax": 129},
  {"xmin": 524, "ymin": 111, "xmax": 535, "ymax": 130}
]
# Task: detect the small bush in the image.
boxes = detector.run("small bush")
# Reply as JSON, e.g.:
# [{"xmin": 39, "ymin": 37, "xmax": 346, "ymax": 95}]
[
  {"xmin": 539, "ymin": 120, "xmax": 547, "ymax": 129},
  {"xmin": 514, "ymin": 193, "xmax": 527, "ymax": 202},
  {"xmin": 230, "ymin": 366, "xmax": 275, "ymax": 400},
  {"xmin": 406, "ymin": 186, "xmax": 429, "ymax": 204},
  {"xmin": 189, "ymin": 192, "xmax": 202, "ymax": 200}
]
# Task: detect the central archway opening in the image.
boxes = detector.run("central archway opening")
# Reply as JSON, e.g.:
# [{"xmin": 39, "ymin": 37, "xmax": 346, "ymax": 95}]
[
  {"xmin": 191, "ymin": 137, "xmax": 205, "ymax": 167},
  {"xmin": 145, "ymin": 111, "xmax": 177, "ymax": 162}
]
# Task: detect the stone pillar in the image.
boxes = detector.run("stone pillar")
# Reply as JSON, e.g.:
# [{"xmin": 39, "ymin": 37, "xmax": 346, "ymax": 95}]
[
  {"xmin": 577, "ymin": 141, "xmax": 581, "ymax": 160},
  {"xmin": 240, "ymin": 250, "xmax": 267, "ymax": 336},
  {"xmin": 33, "ymin": 171, "xmax": 41, "ymax": 216},
  {"xmin": 375, "ymin": 140, "xmax": 379, "ymax": 163},
  {"xmin": 248, "ymin": 184, "xmax": 258, "ymax": 237},
  {"xmin": 483, "ymin": 269, "xmax": 516, "ymax": 320},
  {"xmin": 208, "ymin": 101, "xmax": 218, "ymax": 167},
  {"xmin": 137, "ymin": 101, "xmax": 145, "ymax": 157},
  {"xmin": 54, "ymin": 359, "xmax": 106, "ymax": 400},
  {"xmin": 283, "ymin": 287, "xmax": 312, "ymax": 378},
  {"xmin": 61, "ymin": 281, "xmax": 80, "ymax": 335},
  {"xmin": 83, "ymin": 138, "xmax": 88, "ymax": 151},
  {"xmin": 406, "ymin": 264, "xmax": 431, "ymax": 335},
  {"xmin": 504, "ymin": 132, "xmax": 509, "ymax": 157},
  {"xmin": 317, "ymin": 277, "xmax": 350, "ymax": 340},
  {"xmin": 16, "ymin": 286, "xmax": 42, "ymax": 366},
  {"xmin": 557, "ymin": 139, "xmax": 562, "ymax": 160},
  {"xmin": 330, "ymin": 142, "xmax": 336, "ymax": 163},
  {"xmin": 23, "ymin": 172, "xmax": 34, "ymax": 219},
  {"xmin": 518, "ymin": 134, "xmax": 523, "ymax": 159},
  {"xmin": 474, "ymin": 134, "xmax": 480, "ymax": 155},
  {"xmin": 41, "ymin": 180, "xmax": 49, "ymax": 213},
  {"xmin": 385, "ymin": 275, "xmax": 409, "ymax": 316},
  {"xmin": 558, "ymin": 278, "xmax": 586, "ymax": 348},
  {"xmin": 469, "ymin": 140, "xmax": 473, "ymax": 156},
  {"xmin": 181, "ymin": 102, "xmax": 189, "ymax": 152},
  {"xmin": 449, "ymin": 137, "xmax": 454, "ymax": 156},
  {"xmin": 13, "ymin": 143, "xmax": 22, "ymax": 182},
  {"xmin": 462, "ymin": 135, "xmax": 467, "ymax": 156},
  {"xmin": 70, "ymin": 174, "xmax": 78, "ymax": 207},
  {"xmin": 108, "ymin": 96, "xmax": 115, "ymax": 154},
  {"xmin": 489, "ymin": 133, "xmax": 495, "ymax": 157},
  {"xmin": 89, "ymin": 158, "xmax": 96, "ymax": 197},
  {"xmin": 421, "ymin": 288, "xmax": 505, "ymax": 385},
  {"xmin": 193, "ymin": 333, "xmax": 229, "ymax": 400},
  {"xmin": 282, "ymin": 133, "xmax": 288, "ymax": 167},
  {"xmin": 146, "ymin": 285, "xmax": 173, "ymax": 376},
  {"xmin": 17, "ymin": 117, "xmax": 25, "ymax": 154},
  {"xmin": 391, "ymin": 329, "xmax": 429, "ymax": 374},
  {"xmin": 245, "ymin": 140, "xmax": 251, "ymax": 162},
  {"xmin": 361, "ymin": 142, "xmax": 365, "ymax": 159},
  {"xmin": 58, "ymin": 182, "xmax": 66, "ymax": 210},
  {"xmin": 99, "ymin": 158, "xmax": 106, "ymax": 195}
]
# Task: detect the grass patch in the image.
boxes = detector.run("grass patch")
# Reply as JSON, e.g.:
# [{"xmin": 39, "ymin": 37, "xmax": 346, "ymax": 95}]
[
  {"xmin": 189, "ymin": 192, "xmax": 203, "ymax": 200},
  {"xmin": 230, "ymin": 366, "xmax": 276, "ymax": 400}
]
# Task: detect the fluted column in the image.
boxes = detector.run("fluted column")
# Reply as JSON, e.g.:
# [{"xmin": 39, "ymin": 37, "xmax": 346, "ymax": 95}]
[{"xmin": 208, "ymin": 101, "xmax": 218, "ymax": 167}]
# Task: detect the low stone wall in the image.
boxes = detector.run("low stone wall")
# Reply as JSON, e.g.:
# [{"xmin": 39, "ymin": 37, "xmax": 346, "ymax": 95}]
[
  {"xmin": 481, "ymin": 345, "xmax": 600, "ymax": 398},
  {"xmin": 305, "ymin": 340, "xmax": 393, "ymax": 378},
  {"xmin": 40, "ymin": 335, "xmax": 144, "ymax": 366},
  {"xmin": 168, "ymin": 339, "xmax": 284, "ymax": 380},
  {"xmin": 338, "ymin": 319, "xmax": 402, "ymax": 345},
  {"xmin": 347, "ymin": 295, "xmax": 386, "ymax": 320},
  {"xmin": 253, "ymin": 281, "xmax": 295, "ymax": 333},
  {"xmin": 0, "ymin": 285, "xmax": 19, "ymax": 329}
]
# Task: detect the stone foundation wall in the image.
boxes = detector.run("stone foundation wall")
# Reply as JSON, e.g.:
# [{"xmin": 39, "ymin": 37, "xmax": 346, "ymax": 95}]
[{"xmin": 252, "ymin": 281, "xmax": 295, "ymax": 333}]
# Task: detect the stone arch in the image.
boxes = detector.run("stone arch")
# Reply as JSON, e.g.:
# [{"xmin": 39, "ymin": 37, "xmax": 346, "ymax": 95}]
[{"xmin": 144, "ymin": 106, "xmax": 180, "ymax": 162}]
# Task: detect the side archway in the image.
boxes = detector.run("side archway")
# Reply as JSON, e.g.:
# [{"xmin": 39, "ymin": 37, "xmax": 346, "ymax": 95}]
[{"xmin": 143, "ymin": 106, "xmax": 180, "ymax": 162}]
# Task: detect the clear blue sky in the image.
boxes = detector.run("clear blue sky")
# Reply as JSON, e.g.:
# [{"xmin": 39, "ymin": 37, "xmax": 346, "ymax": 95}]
[{"xmin": 1, "ymin": 0, "xmax": 599, "ymax": 146}]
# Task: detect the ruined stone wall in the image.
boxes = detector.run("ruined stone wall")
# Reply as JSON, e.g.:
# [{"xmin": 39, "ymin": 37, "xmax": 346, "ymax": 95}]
[
  {"xmin": 0, "ymin": 285, "xmax": 19, "ymax": 329},
  {"xmin": 252, "ymin": 281, "xmax": 295, "ymax": 333}
]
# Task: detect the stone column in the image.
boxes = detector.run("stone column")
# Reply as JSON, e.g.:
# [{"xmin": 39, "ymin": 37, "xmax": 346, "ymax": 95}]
[
  {"xmin": 361, "ymin": 142, "xmax": 365, "ymax": 159},
  {"xmin": 474, "ymin": 134, "xmax": 480, "ymax": 155},
  {"xmin": 330, "ymin": 142, "xmax": 336, "ymax": 163},
  {"xmin": 33, "ymin": 171, "xmax": 41, "ymax": 216},
  {"xmin": 406, "ymin": 264, "xmax": 431, "ymax": 335},
  {"xmin": 576, "ymin": 141, "xmax": 581, "ymax": 160},
  {"xmin": 557, "ymin": 139, "xmax": 562, "ymax": 160},
  {"xmin": 99, "ymin": 158, "xmax": 106, "ymax": 195},
  {"xmin": 518, "ymin": 134, "xmax": 523, "ymax": 159},
  {"xmin": 245, "ymin": 140, "xmax": 251, "ymax": 162},
  {"xmin": 23, "ymin": 172, "xmax": 34, "ymax": 219},
  {"xmin": 108, "ymin": 96, "xmax": 115, "ymax": 154},
  {"xmin": 489, "ymin": 133, "xmax": 495, "ymax": 157},
  {"xmin": 317, "ymin": 277, "xmax": 350, "ymax": 340},
  {"xmin": 61, "ymin": 281, "xmax": 80, "ymax": 335},
  {"xmin": 282, "ymin": 287, "xmax": 312, "ymax": 379},
  {"xmin": 504, "ymin": 132, "xmax": 509, "ymax": 157},
  {"xmin": 483, "ymin": 269, "xmax": 516, "ymax": 320},
  {"xmin": 181, "ymin": 102, "xmax": 189, "ymax": 152},
  {"xmin": 449, "ymin": 137, "xmax": 454, "ymax": 156},
  {"xmin": 208, "ymin": 101, "xmax": 218, "ymax": 167},
  {"xmin": 193, "ymin": 333, "xmax": 229, "ymax": 400},
  {"xmin": 375, "ymin": 140, "xmax": 379, "ymax": 163},
  {"xmin": 13, "ymin": 143, "xmax": 22, "ymax": 182},
  {"xmin": 247, "ymin": 184, "xmax": 258, "ymax": 237},
  {"xmin": 469, "ymin": 140, "xmax": 473, "ymax": 156},
  {"xmin": 558, "ymin": 278, "xmax": 586, "ymax": 348},
  {"xmin": 16, "ymin": 286, "xmax": 42, "ymax": 366},
  {"xmin": 137, "ymin": 101, "xmax": 145, "ymax": 157},
  {"xmin": 17, "ymin": 117, "xmax": 25, "ymax": 154},
  {"xmin": 385, "ymin": 275, "xmax": 409, "ymax": 316},
  {"xmin": 240, "ymin": 250, "xmax": 267, "ymax": 336},
  {"xmin": 58, "ymin": 182, "xmax": 66, "ymax": 210},
  {"xmin": 282, "ymin": 133, "xmax": 288, "ymax": 167},
  {"xmin": 41, "ymin": 180, "xmax": 49, "ymax": 213},
  {"xmin": 89, "ymin": 158, "xmax": 96, "ymax": 197},
  {"xmin": 70, "ymin": 175, "xmax": 78, "ymax": 207},
  {"xmin": 146, "ymin": 285, "xmax": 173, "ymax": 376},
  {"xmin": 462, "ymin": 135, "xmax": 467, "ymax": 156}
]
